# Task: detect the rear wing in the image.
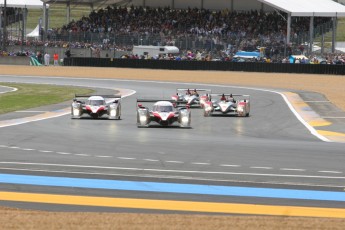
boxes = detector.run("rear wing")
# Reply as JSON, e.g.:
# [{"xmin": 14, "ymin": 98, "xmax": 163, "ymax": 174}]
[
  {"xmin": 137, "ymin": 99, "xmax": 176, "ymax": 103},
  {"xmin": 176, "ymin": 88, "xmax": 211, "ymax": 91},
  {"xmin": 74, "ymin": 94, "xmax": 122, "ymax": 104},
  {"xmin": 176, "ymin": 88, "xmax": 212, "ymax": 94},
  {"xmin": 210, "ymin": 94, "xmax": 250, "ymax": 97},
  {"xmin": 136, "ymin": 98, "xmax": 189, "ymax": 109},
  {"xmin": 209, "ymin": 94, "xmax": 250, "ymax": 101},
  {"xmin": 74, "ymin": 94, "xmax": 122, "ymax": 99}
]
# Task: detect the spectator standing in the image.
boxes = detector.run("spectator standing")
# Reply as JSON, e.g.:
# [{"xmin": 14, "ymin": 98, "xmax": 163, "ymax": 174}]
[
  {"xmin": 65, "ymin": 48, "xmax": 71, "ymax": 58},
  {"xmin": 37, "ymin": 51, "xmax": 43, "ymax": 64},
  {"xmin": 44, "ymin": 52, "xmax": 50, "ymax": 66},
  {"xmin": 53, "ymin": 53, "xmax": 59, "ymax": 66}
]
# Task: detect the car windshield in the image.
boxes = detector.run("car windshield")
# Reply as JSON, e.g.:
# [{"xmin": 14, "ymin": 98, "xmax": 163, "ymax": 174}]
[
  {"xmin": 153, "ymin": 105, "xmax": 173, "ymax": 112},
  {"xmin": 88, "ymin": 100, "xmax": 105, "ymax": 106}
]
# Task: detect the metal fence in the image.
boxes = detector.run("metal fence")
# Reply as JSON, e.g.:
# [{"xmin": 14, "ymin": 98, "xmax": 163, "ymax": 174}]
[{"xmin": 1, "ymin": 17, "xmax": 336, "ymax": 59}]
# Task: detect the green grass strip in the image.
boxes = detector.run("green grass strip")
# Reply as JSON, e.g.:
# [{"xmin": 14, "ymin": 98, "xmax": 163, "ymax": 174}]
[{"xmin": 0, "ymin": 83, "xmax": 94, "ymax": 115}]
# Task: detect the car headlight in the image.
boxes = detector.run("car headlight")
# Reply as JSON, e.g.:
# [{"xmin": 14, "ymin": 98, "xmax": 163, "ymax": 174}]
[
  {"xmin": 205, "ymin": 106, "xmax": 212, "ymax": 111},
  {"xmin": 110, "ymin": 109, "xmax": 116, "ymax": 117},
  {"xmin": 181, "ymin": 116, "xmax": 189, "ymax": 123},
  {"xmin": 237, "ymin": 107, "xmax": 244, "ymax": 112},
  {"xmin": 73, "ymin": 108, "xmax": 80, "ymax": 116},
  {"xmin": 139, "ymin": 116, "xmax": 147, "ymax": 122}
]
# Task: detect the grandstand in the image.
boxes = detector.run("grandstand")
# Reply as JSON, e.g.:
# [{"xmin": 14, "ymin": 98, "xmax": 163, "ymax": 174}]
[{"xmin": 1, "ymin": 0, "xmax": 345, "ymax": 62}]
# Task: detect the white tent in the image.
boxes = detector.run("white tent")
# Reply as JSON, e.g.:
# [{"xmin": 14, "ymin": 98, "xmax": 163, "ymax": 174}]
[
  {"xmin": 258, "ymin": 0, "xmax": 345, "ymax": 17},
  {"xmin": 26, "ymin": 24, "xmax": 40, "ymax": 38},
  {"xmin": 258, "ymin": 0, "xmax": 345, "ymax": 52},
  {"xmin": 0, "ymin": 0, "xmax": 47, "ymax": 9},
  {"xmin": 0, "ymin": 0, "xmax": 49, "ymax": 40}
]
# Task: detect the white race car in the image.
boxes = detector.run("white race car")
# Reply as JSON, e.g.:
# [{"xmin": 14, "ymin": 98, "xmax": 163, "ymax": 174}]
[
  {"xmin": 171, "ymin": 88, "xmax": 211, "ymax": 108},
  {"xmin": 203, "ymin": 94, "xmax": 250, "ymax": 117},
  {"xmin": 136, "ymin": 99, "xmax": 191, "ymax": 128},
  {"xmin": 71, "ymin": 94, "xmax": 121, "ymax": 119}
]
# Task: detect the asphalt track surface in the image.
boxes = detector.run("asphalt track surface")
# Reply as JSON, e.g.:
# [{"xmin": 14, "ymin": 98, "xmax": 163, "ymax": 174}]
[{"xmin": 0, "ymin": 75, "xmax": 345, "ymax": 216}]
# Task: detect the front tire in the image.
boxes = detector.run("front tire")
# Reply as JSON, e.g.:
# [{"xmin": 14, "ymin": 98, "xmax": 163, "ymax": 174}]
[{"xmin": 204, "ymin": 110, "xmax": 210, "ymax": 117}]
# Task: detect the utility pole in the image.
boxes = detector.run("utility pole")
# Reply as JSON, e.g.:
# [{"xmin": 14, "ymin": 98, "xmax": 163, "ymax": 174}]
[
  {"xmin": 2, "ymin": 0, "xmax": 7, "ymax": 52},
  {"xmin": 0, "ymin": 7, "xmax": 2, "ymax": 49}
]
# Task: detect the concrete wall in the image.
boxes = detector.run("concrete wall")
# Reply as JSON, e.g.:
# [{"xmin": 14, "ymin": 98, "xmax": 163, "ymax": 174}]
[
  {"xmin": 2, "ymin": 46, "xmax": 129, "ymax": 65},
  {"xmin": 0, "ymin": 56, "xmax": 30, "ymax": 65}
]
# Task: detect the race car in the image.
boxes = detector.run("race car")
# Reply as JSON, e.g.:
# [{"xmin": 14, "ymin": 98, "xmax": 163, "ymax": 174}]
[
  {"xmin": 71, "ymin": 94, "xmax": 121, "ymax": 119},
  {"xmin": 136, "ymin": 99, "xmax": 191, "ymax": 128},
  {"xmin": 203, "ymin": 94, "xmax": 250, "ymax": 117},
  {"xmin": 171, "ymin": 88, "xmax": 211, "ymax": 108}
]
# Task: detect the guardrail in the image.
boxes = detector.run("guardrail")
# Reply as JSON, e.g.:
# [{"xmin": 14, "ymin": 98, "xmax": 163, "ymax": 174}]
[{"xmin": 63, "ymin": 57, "xmax": 345, "ymax": 75}]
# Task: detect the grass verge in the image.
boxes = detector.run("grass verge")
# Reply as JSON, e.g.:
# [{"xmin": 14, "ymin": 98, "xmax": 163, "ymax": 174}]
[{"xmin": 0, "ymin": 83, "xmax": 94, "ymax": 114}]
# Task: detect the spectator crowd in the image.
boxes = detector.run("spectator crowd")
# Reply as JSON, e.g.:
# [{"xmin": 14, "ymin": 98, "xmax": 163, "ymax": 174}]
[{"xmin": 1, "ymin": 5, "xmax": 344, "ymax": 64}]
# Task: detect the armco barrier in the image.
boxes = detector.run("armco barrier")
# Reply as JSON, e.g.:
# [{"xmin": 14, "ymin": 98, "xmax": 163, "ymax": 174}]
[{"xmin": 63, "ymin": 58, "xmax": 345, "ymax": 75}]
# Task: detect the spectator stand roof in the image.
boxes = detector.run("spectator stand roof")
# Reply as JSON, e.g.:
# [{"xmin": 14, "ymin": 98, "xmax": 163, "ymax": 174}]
[
  {"xmin": 258, "ymin": 0, "xmax": 345, "ymax": 52},
  {"xmin": 39, "ymin": 0, "xmax": 345, "ymax": 53},
  {"xmin": 257, "ymin": 0, "xmax": 345, "ymax": 17},
  {"xmin": 41, "ymin": 0, "xmax": 122, "ymax": 7},
  {"xmin": 0, "ymin": 0, "xmax": 47, "ymax": 9}
]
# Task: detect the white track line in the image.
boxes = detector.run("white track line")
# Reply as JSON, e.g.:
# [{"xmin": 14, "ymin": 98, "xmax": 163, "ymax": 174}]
[
  {"xmin": 280, "ymin": 168, "xmax": 306, "ymax": 172},
  {"xmin": 165, "ymin": 161, "xmax": 184, "ymax": 164},
  {"xmin": 0, "ymin": 85, "xmax": 17, "ymax": 94},
  {"xmin": 250, "ymin": 166, "xmax": 272, "ymax": 170},
  {"xmin": 318, "ymin": 171, "xmax": 343, "ymax": 174},
  {"xmin": 144, "ymin": 159, "xmax": 160, "ymax": 162},
  {"xmin": 117, "ymin": 157, "xmax": 136, "ymax": 160},
  {"xmin": 0, "ymin": 162, "xmax": 344, "ymax": 180},
  {"xmin": 56, "ymin": 152, "xmax": 72, "ymax": 155},
  {"xmin": 220, "ymin": 164, "xmax": 241, "ymax": 167}
]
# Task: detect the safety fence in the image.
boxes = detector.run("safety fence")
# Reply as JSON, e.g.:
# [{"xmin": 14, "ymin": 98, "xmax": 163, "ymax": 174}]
[{"xmin": 63, "ymin": 57, "xmax": 345, "ymax": 75}]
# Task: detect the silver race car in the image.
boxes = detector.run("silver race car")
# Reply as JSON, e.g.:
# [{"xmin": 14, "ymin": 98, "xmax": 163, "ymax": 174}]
[
  {"xmin": 203, "ymin": 94, "xmax": 250, "ymax": 117},
  {"xmin": 136, "ymin": 99, "xmax": 191, "ymax": 128},
  {"xmin": 171, "ymin": 88, "xmax": 211, "ymax": 108},
  {"xmin": 71, "ymin": 94, "xmax": 121, "ymax": 119}
]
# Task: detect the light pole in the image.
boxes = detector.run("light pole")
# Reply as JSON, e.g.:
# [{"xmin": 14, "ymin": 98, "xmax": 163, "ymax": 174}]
[
  {"xmin": 2, "ymin": 0, "xmax": 7, "ymax": 52},
  {"xmin": 0, "ymin": 8, "xmax": 2, "ymax": 50}
]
